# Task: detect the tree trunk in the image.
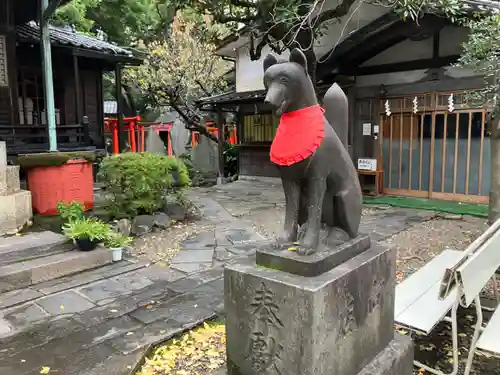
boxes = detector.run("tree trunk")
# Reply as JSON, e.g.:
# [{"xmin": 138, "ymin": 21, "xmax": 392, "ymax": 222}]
[{"xmin": 489, "ymin": 114, "xmax": 500, "ymax": 224}]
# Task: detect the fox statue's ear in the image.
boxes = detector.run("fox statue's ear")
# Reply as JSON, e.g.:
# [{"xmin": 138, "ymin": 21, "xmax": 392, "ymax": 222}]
[
  {"xmin": 263, "ymin": 54, "xmax": 278, "ymax": 72},
  {"xmin": 289, "ymin": 48, "xmax": 307, "ymax": 71}
]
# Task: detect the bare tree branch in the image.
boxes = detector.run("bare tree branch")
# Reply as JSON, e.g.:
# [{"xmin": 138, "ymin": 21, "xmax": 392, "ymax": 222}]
[
  {"xmin": 249, "ymin": 32, "xmax": 272, "ymax": 60},
  {"xmin": 216, "ymin": 14, "xmax": 258, "ymax": 23},
  {"xmin": 169, "ymin": 100, "xmax": 219, "ymax": 143},
  {"xmin": 311, "ymin": 0, "xmax": 358, "ymax": 25}
]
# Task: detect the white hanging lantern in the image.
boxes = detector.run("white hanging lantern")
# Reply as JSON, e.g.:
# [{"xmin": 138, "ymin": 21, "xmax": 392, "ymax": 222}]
[
  {"xmin": 412, "ymin": 96, "xmax": 418, "ymax": 114},
  {"xmin": 448, "ymin": 94, "xmax": 455, "ymax": 112},
  {"xmin": 384, "ymin": 100, "xmax": 391, "ymax": 116}
]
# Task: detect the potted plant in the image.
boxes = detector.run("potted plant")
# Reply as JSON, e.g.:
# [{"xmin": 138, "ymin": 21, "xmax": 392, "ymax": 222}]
[
  {"xmin": 104, "ymin": 231, "xmax": 133, "ymax": 261},
  {"xmin": 62, "ymin": 217, "xmax": 109, "ymax": 251}
]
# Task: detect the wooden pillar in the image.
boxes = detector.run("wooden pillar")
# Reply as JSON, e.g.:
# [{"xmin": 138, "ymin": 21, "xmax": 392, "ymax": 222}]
[
  {"xmin": 73, "ymin": 54, "xmax": 82, "ymax": 123},
  {"xmin": 216, "ymin": 106, "xmax": 225, "ymax": 179},
  {"xmin": 115, "ymin": 63, "xmax": 124, "ymax": 151},
  {"xmin": 82, "ymin": 115, "xmax": 90, "ymax": 146},
  {"xmin": 348, "ymin": 87, "xmax": 357, "ymax": 163}
]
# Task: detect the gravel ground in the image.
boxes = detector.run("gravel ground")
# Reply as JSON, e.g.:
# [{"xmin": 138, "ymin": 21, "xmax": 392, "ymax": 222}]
[
  {"xmin": 381, "ymin": 214, "xmax": 488, "ymax": 280},
  {"xmin": 128, "ymin": 219, "xmax": 215, "ymax": 265}
]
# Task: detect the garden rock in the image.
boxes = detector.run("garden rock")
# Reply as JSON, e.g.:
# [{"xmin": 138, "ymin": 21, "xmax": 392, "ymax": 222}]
[
  {"xmin": 115, "ymin": 219, "xmax": 131, "ymax": 236},
  {"xmin": 131, "ymin": 215, "xmax": 155, "ymax": 236},
  {"xmin": 153, "ymin": 212, "xmax": 170, "ymax": 230},
  {"xmin": 164, "ymin": 203, "xmax": 186, "ymax": 221}
]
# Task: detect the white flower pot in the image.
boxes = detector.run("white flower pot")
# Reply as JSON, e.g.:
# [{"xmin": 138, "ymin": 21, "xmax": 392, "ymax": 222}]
[{"xmin": 111, "ymin": 247, "xmax": 123, "ymax": 261}]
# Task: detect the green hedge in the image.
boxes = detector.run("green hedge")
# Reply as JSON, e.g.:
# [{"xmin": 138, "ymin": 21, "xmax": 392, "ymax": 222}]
[{"xmin": 97, "ymin": 152, "xmax": 190, "ymax": 219}]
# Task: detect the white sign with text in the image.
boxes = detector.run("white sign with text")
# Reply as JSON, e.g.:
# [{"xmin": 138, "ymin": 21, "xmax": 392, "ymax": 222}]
[{"xmin": 358, "ymin": 158, "xmax": 377, "ymax": 171}]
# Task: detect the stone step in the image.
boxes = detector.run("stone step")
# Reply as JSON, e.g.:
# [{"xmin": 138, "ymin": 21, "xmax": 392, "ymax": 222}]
[
  {"xmin": 0, "ymin": 231, "xmax": 71, "ymax": 266},
  {"xmin": 0, "ymin": 247, "xmax": 114, "ymax": 293},
  {"xmin": 0, "ymin": 190, "xmax": 32, "ymax": 236},
  {"xmin": 0, "ymin": 166, "xmax": 21, "ymax": 196}
]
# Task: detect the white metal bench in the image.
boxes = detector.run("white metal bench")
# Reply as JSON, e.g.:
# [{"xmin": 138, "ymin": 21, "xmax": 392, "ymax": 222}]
[{"xmin": 395, "ymin": 219, "xmax": 500, "ymax": 375}]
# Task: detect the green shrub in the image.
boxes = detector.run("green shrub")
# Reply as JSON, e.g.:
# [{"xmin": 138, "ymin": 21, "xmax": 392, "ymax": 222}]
[
  {"xmin": 97, "ymin": 152, "xmax": 190, "ymax": 219},
  {"xmin": 56, "ymin": 201, "xmax": 85, "ymax": 223}
]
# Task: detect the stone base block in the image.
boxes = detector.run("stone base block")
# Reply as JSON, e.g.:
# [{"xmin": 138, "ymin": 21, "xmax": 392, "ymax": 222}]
[
  {"xmin": 358, "ymin": 333, "xmax": 413, "ymax": 375},
  {"xmin": 256, "ymin": 235, "xmax": 371, "ymax": 277},
  {"xmin": 0, "ymin": 166, "xmax": 21, "ymax": 196},
  {"xmin": 225, "ymin": 244, "xmax": 397, "ymax": 375},
  {"xmin": 0, "ymin": 190, "xmax": 33, "ymax": 236}
]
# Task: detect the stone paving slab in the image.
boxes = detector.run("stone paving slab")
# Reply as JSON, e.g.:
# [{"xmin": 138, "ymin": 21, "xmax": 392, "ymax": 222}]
[
  {"xmin": 167, "ymin": 275, "xmax": 209, "ymax": 293},
  {"xmin": 22, "ymin": 342, "xmax": 117, "ymax": 375},
  {"xmin": 78, "ymin": 279, "xmax": 135, "ymax": 304},
  {"xmin": 171, "ymin": 249, "xmax": 215, "ymax": 263},
  {"xmin": 108, "ymin": 318, "xmax": 183, "ymax": 355},
  {"xmin": 0, "ymin": 317, "xmax": 84, "ymax": 360},
  {"xmin": 36, "ymin": 260, "xmax": 147, "ymax": 295},
  {"xmin": 170, "ymin": 262, "xmax": 213, "ymax": 274},
  {"xmin": 132, "ymin": 264, "xmax": 185, "ymax": 282},
  {"xmin": 0, "ymin": 288, "xmax": 43, "ymax": 309},
  {"xmin": 215, "ymin": 227, "xmax": 266, "ymax": 246},
  {"xmin": 180, "ymin": 231, "xmax": 216, "ymax": 250},
  {"xmin": 0, "ymin": 316, "xmax": 141, "ymax": 374},
  {"xmin": 73, "ymin": 283, "xmax": 180, "ymax": 327},
  {"xmin": 36, "ymin": 290, "xmax": 95, "ymax": 316},
  {"xmin": 2, "ymin": 303, "xmax": 50, "ymax": 332}
]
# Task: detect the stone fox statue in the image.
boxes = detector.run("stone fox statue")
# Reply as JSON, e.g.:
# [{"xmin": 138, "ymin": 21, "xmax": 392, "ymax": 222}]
[{"xmin": 263, "ymin": 48, "xmax": 362, "ymax": 254}]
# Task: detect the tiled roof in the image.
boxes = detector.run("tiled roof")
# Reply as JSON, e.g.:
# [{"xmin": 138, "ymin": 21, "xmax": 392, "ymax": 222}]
[
  {"xmin": 17, "ymin": 22, "xmax": 135, "ymax": 58},
  {"xmin": 197, "ymin": 90, "xmax": 266, "ymax": 107}
]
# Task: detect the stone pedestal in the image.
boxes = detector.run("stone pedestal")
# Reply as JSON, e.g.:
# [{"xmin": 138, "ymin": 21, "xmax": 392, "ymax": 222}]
[
  {"xmin": 0, "ymin": 142, "xmax": 32, "ymax": 236},
  {"xmin": 224, "ymin": 239, "xmax": 413, "ymax": 375}
]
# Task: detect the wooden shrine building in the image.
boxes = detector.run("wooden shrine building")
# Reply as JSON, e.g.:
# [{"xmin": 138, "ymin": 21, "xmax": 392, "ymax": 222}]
[{"xmin": 0, "ymin": 0, "xmax": 141, "ymax": 159}]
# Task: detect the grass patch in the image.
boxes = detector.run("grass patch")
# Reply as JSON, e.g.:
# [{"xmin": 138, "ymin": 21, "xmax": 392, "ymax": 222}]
[{"xmin": 363, "ymin": 195, "xmax": 488, "ymax": 218}]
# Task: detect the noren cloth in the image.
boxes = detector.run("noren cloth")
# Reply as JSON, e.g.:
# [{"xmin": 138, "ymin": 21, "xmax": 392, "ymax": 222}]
[{"xmin": 270, "ymin": 104, "xmax": 325, "ymax": 166}]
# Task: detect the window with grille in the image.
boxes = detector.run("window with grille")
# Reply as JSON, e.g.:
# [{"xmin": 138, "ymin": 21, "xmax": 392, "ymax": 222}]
[
  {"xmin": 0, "ymin": 35, "xmax": 8, "ymax": 87},
  {"xmin": 242, "ymin": 114, "xmax": 279, "ymax": 143}
]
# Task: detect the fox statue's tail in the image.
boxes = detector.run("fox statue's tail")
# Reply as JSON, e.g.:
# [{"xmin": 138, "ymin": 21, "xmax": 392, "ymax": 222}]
[{"xmin": 322, "ymin": 83, "xmax": 349, "ymax": 151}]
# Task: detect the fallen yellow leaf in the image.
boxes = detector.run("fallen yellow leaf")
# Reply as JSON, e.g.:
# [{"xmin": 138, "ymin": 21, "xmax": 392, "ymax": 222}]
[
  {"xmin": 288, "ymin": 247, "xmax": 297, "ymax": 251},
  {"xmin": 145, "ymin": 305, "xmax": 153, "ymax": 309},
  {"xmin": 40, "ymin": 367, "xmax": 50, "ymax": 374}
]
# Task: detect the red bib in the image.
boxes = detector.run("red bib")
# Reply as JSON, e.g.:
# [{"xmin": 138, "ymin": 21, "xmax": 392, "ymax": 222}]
[{"xmin": 270, "ymin": 105, "xmax": 325, "ymax": 166}]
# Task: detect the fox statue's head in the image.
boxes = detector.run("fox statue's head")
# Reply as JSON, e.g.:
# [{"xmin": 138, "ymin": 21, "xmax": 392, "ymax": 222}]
[{"xmin": 263, "ymin": 48, "xmax": 318, "ymax": 115}]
